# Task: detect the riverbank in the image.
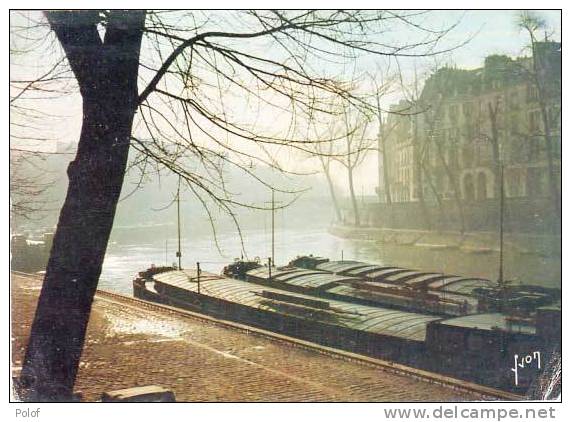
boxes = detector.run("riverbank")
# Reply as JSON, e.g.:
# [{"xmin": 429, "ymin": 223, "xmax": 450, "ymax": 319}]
[{"xmin": 329, "ymin": 224, "xmax": 561, "ymax": 258}]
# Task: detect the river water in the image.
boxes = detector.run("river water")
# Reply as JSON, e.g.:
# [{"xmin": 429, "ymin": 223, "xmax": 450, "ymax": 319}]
[{"xmin": 100, "ymin": 225, "xmax": 561, "ymax": 296}]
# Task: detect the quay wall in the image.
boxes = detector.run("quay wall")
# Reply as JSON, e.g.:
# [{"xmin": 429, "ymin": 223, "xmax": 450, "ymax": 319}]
[
  {"xmin": 329, "ymin": 224, "xmax": 560, "ymax": 258},
  {"xmin": 361, "ymin": 198, "xmax": 560, "ymax": 234}
]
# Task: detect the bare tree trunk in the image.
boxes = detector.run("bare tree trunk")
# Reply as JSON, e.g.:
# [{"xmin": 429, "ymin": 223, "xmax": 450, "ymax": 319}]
[
  {"xmin": 421, "ymin": 159, "xmax": 446, "ymax": 229},
  {"xmin": 422, "ymin": 99, "xmax": 457, "ymax": 232},
  {"xmin": 433, "ymin": 141, "xmax": 465, "ymax": 233},
  {"xmin": 374, "ymin": 96, "xmax": 392, "ymax": 227},
  {"xmin": 412, "ymin": 120, "xmax": 431, "ymax": 229},
  {"xmin": 376, "ymin": 114, "xmax": 391, "ymax": 205},
  {"xmin": 517, "ymin": 14, "xmax": 560, "ymax": 229},
  {"xmin": 539, "ymin": 108, "xmax": 560, "ymax": 228},
  {"xmin": 341, "ymin": 105, "xmax": 363, "ymax": 227},
  {"xmin": 347, "ymin": 166, "xmax": 361, "ymax": 226},
  {"xmin": 531, "ymin": 43, "xmax": 560, "ymax": 227},
  {"xmin": 487, "ymin": 102, "xmax": 502, "ymax": 199},
  {"xmin": 20, "ymin": 10, "xmax": 146, "ymax": 401},
  {"xmin": 381, "ymin": 136, "xmax": 392, "ymax": 205},
  {"xmin": 414, "ymin": 155, "xmax": 431, "ymax": 229},
  {"xmin": 323, "ymin": 165, "xmax": 343, "ymax": 222}
]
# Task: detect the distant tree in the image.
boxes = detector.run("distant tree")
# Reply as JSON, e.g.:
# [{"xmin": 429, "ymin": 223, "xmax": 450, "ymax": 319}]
[
  {"xmin": 393, "ymin": 66, "xmax": 435, "ymax": 229},
  {"xmin": 307, "ymin": 119, "xmax": 344, "ymax": 222},
  {"xmin": 470, "ymin": 94, "xmax": 502, "ymax": 200},
  {"xmin": 9, "ymin": 42, "xmax": 68, "ymax": 221},
  {"xmin": 517, "ymin": 11, "xmax": 561, "ymax": 225},
  {"xmin": 9, "ymin": 150, "xmax": 52, "ymax": 221},
  {"xmin": 369, "ymin": 70, "xmax": 397, "ymax": 206},
  {"xmin": 336, "ymin": 103, "xmax": 375, "ymax": 227},
  {"xmin": 421, "ymin": 92, "xmax": 466, "ymax": 233}
]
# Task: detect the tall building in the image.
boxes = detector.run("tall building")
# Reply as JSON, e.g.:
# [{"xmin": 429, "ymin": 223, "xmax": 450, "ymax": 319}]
[{"xmin": 379, "ymin": 42, "xmax": 561, "ymax": 210}]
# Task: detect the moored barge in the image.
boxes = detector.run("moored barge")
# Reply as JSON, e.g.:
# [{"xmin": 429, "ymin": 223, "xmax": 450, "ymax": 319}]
[{"xmin": 134, "ymin": 258, "xmax": 560, "ymax": 393}]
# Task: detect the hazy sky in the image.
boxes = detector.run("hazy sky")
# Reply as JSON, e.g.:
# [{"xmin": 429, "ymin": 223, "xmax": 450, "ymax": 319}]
[
  {"xmin": 432, "ymin": 10, "xmax": 561, "ymax": 68},
  {"xmin": 10, "ymin": 10, "xmax": 562, "ymax": 196}
]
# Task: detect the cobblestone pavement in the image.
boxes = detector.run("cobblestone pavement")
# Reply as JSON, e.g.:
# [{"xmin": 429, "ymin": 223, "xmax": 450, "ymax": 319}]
[{"xmin": 12, "ymin": 274, "xmax": 482, "ymax": 402}]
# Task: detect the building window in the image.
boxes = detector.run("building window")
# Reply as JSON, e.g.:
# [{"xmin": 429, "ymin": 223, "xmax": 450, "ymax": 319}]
[
  {"xmin": 495, "ymin": 96, "xmax": 503, "ymax": 113},
  {"xmin": 463, "ymin": 173, "xmax": 475, "ymax": 201},
  {"xmin": 549, "ymin": 106, "xmax": 561, "ymax": 128},
  {"xmin": 510, "ymin": 118, "xmax": 520, "ymax": 137},
  {"xmin": 527, "ymin": 85, "xmax": 539, "ymax": 102},
  {"xmin": 462, "ymin": 145, "xmax": 473, "ymax": 168},
  {"xmin": 477, "ymin": 172, "xmax": 488, "ymax": 200},
  {"xmin": 462, "ymin": 103, "xmax": 473, "ymax": 118},
  {"xmin": 450, "ymin": 128, "xmax": 460, "ymax": 143},
  {"xmin": 526, "ymin": 167, "xmax": 543, "ymax": 197},
  {"xmin": 448, "ymin": 146, "xmax": 459, "ymax": 169},
  {"xmin": 510, "ymin": 92, "xmax": 519, "ymax": 109},
  {"xmin": 464, "ymin": 123, "xmax": 474, "ymax": 140},
  {"xmin": 435, "ymin": 171, "xmax": 444, "ymax": 192},
  {"xmin": 507, "ymin": 169, "xmax": 522, "ymax": 197},
  {"xmin": 528, "ymin": 110, "xmax": 541, "ymax": 133},
  {"xmin": 449, "ymin": 104, "xmax": 458, "ymax": 122}
]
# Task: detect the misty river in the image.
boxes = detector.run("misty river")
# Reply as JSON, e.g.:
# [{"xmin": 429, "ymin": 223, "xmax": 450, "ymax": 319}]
[{"xmin": 100, "ymin": 225, "xmax": 561, "ymax": 296}]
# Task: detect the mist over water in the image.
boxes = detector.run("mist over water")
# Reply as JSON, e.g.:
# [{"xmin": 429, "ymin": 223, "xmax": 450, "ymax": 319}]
[
  {"xmin": 16, "ymin": 150, "xmax": 559, "ymax": 295},
  {"xmin": 100, "ymin": 224, "xmax": 560, "ymax": 296}
]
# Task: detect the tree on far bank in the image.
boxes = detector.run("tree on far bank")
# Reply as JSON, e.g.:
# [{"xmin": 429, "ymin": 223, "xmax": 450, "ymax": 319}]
[{"xmin": 517, "ymin": 11, "xmax": 561, "ymax": 227}]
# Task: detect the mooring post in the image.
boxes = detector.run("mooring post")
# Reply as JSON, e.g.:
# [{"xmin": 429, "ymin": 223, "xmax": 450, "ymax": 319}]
[
  {"xmin": 196, "ymin": 262, "xmax": 201, "ymax": 294},
  {"xmin": 176, "ymin": 177, "xmax": 182, "ymax": 270}
]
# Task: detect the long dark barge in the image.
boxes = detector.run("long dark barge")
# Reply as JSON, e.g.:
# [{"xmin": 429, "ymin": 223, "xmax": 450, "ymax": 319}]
[{"xmin": 134, "ymin": 257, "xmax": 560, "ymax": 394}]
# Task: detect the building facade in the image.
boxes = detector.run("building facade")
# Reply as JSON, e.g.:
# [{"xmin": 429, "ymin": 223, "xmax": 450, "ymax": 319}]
[{"xmin": 378, "ymin": 42, "xmax": 561, "ymax": 215}]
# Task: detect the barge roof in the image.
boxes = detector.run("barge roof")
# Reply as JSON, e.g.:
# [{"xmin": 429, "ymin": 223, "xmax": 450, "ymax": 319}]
[
  {"xmin": 438, "ymin": 278, "xmax": 496, "ymax": 295},
  {"xmin": 383, "ymin": 271, "xmax": 438, "ymax": 284},
  {"xmin": 315, "ymin": 261, "xmax": 371, "ymax": 274},
  {"xmin": 433, "ymin": 313, "xmax": 536, "ymax": 335},
  {"xmin": 245, "ymin": 266, "xmax": 485, "ymax": 315},
  {"xmin": 343, "ymin": 265, "xmax": 387, "ymax": 276},
  {"xmin": 305, "ymin": 260, "xmax": 495, "ymax": 295},
  {"xmin": 366, "ymin": 268, "xmax": 410, "ymax": 281},
  {"xmin": 246, "ymin": 268, "xmax": 356, "ymax": 289},
  {"xmin": 153, "ymin": 270, "xmax": 442, "ymax": 342}
]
